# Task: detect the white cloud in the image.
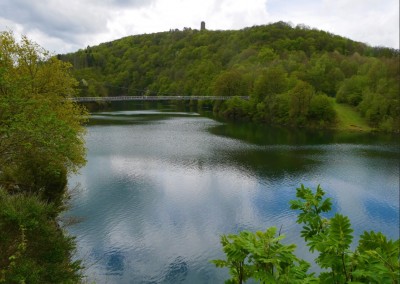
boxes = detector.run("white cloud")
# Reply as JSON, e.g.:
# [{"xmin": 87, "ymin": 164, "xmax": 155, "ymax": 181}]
[
  {"xmin": 267, "ymin": 0, "xmax": 399, "ymax": 48},
  {"xmin": 105, "ymin": 0, "xmax": 269, "ymax": 38}
]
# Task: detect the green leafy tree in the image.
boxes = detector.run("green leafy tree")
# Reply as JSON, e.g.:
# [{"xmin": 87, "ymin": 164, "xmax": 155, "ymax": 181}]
[
  {"xmin": 288, "ymin": 80, "xmax": 314, "ymax": 126},
  {"xmin": 252, "ymin": 66, "xmax": 288, "ymax": 103},
  {"xmin": 257, "ymin": 47, "xmax": 278, "ymax": 64},
  {"xmin": 213, "ymin": 70, "xmax": 249, "ymax": 97},
  {"xmin": 270, "ymin": 93, "xmax": 291, "ymax": 125},
  {"xmin": 336, "ymin": 75, "xmax": 368, "ymax": 106},
  {"xmin": 305, "ymin": 54, "xmax": 335, "ymax": 96},
  {"xmin": 308, "ymin": 94, "xmax": 337, "ymax": 127},
  {"xmin": 0, "ymin": 31, "xmax": 87, "ymax": 198},
  {"xmin": 212, "ymin": 70, "xmax": 249, "ymax": 114},
  {"xmin": 222, "ymin": 97, "xmax": 251, "ymax": 120}
]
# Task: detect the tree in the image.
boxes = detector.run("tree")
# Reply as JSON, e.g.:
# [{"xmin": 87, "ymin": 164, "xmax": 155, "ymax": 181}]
[
  {"xmin": 252, "ymin": 66, "xmax": 288, "ymax": 103},
  {"xmin": 212, "ymin": 69, "xmax": 249, "ymax": 97},
  {"xmin": 222, "ymin": 97, "xmax": 251, "ymax": 120},
  {"xmin": 308, "ymin": 94, "xmax": 337, "ymax": 127},
  {"xmin": 212, "ymin": 70, "xmax": 249, "ymax": 115},
  {"xmin": 336, "ymin": 75, "xmax": 367, "ymax": 106},
  {"xmin": 288, "ymin": 80, "xmax": 314, "ymax": 126},
  {"xmin": 0, "ymin": 31, "xmax": 87, "ymax": 199}
]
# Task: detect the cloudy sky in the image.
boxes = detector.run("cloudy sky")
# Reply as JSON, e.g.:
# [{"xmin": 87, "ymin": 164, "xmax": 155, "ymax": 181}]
[{"xmin": 0, "ymin": 0, "xmax": 398, "ymax": 54}]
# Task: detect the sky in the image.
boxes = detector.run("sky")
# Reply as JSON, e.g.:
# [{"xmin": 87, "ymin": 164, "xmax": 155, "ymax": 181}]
[{"xmin": 0, "ymin": 0, "xmax": 398, "ymax": 54}]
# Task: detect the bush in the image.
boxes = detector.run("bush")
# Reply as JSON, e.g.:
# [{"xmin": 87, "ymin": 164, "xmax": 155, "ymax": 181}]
[
  {"xmin": 308, "ymin": 94, "xmax": 337, "ymax": 126},
  {"xmin": 0, "ymin": 189, "xmax": 83, "ymax": 284},
  {"xmin": 222, "ymin": 97, "xmax": 251, "ymax": 120}
]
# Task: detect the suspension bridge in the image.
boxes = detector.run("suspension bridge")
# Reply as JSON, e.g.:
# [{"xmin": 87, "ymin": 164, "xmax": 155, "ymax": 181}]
[{"xmin": 69, "ymin": 95, "xmax": 249, "ymax": 102}]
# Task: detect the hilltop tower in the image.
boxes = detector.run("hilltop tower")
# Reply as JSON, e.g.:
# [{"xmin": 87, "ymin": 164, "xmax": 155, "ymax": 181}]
[{"xmin": 201, "ymin": 21, "xmax": 206, "ymax": 31}]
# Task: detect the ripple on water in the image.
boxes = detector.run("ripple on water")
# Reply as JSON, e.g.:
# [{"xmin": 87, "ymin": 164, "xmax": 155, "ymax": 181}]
[{"xmin": 66, "ymin": 111, "xmax": 399, "ymax": 283}]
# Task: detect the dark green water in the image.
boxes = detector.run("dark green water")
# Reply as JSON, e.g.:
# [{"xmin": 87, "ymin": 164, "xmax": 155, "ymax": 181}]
[{"xmin": 66, "ymin": 102, "xmax": 399, "ymax": 283}]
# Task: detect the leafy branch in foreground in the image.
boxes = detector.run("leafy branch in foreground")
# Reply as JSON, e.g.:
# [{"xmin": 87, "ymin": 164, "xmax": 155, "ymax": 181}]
[
  {"xmin": 211, "ymin": 227, "xmax": 317, "ymax": 284},
  {"xmin": 212, "ymin": 185, "xmax": 399, "ymax": 283}
]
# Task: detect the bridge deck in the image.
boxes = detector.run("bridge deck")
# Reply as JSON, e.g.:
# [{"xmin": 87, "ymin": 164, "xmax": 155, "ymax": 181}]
[{"xmin": 69, "ymin": 96, "xmax": 249, "ymax": 102}]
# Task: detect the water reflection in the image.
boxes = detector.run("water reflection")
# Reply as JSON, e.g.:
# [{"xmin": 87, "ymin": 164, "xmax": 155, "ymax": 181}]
[
  {"xmin": 163, "ymin": 257, "xmax": 188, "ymax": 283},
  {"xmin": 106, "ymin": 250, "xmax": 125, "ymax": 276},
  {"xmin": 209, "ymin": 121, "xmax": 400, "ymax": 146},
  {"xmin": 67, "ymin": 108, "xmax": 399, "ymax": 283}
]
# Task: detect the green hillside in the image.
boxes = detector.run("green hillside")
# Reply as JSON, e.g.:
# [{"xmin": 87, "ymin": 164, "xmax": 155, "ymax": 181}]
[
  {"xmin": 333, "ymin": 100, "xmax": 373, "ymax": 131},
  {"xmin": 60, "ymin": 22, "xmax": 399, "ymax": 132}
]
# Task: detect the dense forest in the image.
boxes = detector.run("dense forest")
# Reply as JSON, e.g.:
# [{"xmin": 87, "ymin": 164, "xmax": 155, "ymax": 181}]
[{"xmin": 60, "ymin": 21, "xmax": 399, "ymax": 132}]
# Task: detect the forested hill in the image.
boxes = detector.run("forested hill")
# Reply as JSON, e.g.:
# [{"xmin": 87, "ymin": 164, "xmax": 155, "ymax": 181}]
[{"xmin": 60, "ymin": 21, "xmax": 399, "ymax": 132}]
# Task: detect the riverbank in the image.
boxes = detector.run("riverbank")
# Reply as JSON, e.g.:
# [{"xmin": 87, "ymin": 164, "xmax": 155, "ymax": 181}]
[{"xmin": 83, "ymin": 99, "xmax": 382, "ymax": 133}]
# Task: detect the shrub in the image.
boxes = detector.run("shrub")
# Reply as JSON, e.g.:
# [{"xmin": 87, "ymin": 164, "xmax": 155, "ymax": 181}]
[{"xmin": 0, "ymin": 189, "xmax": 82, "ymax": 284}]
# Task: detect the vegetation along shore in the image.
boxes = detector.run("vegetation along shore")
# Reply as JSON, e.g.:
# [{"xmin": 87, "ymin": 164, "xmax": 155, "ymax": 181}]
[{"xmin": 60, "ymin": 22, "xmax": 399, "ymax": 133}]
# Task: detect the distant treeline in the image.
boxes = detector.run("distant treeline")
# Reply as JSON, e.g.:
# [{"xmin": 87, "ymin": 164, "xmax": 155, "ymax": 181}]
[{"xmin": 60, "ymin": 21, "xmax": 399, "ymax": 132}]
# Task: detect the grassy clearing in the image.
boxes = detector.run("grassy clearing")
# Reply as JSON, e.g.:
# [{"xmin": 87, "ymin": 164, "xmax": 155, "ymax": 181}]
[{"xmin": 332, "ymin": 100, "xmax": 373, "ymax": 131}]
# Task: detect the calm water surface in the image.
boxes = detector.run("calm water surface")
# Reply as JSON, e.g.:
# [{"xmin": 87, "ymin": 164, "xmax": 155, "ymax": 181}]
[{"xmin": 65, "ymin": 103, "xmax": 399, "ymax": 283}]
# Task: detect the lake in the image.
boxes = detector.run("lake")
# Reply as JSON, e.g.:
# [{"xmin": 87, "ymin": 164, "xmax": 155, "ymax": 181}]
[{"xmin": 65, "ymin": 102, "xmax": 399, "ymax": 283}]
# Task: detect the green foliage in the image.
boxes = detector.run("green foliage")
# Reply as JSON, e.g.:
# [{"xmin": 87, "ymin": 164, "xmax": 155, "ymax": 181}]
[
  {"xmin": 357, "ymin": 78, "xmax": 400, "ymax": 132},
  {"xmin": 288, "ymin": 80, "xmax": 315, "ymax": 126},
  {"xmin": 220, "ymin": 97, "xmax": 251, "ymax": 120},
  {"xmin": 308, "ymin": 94, "xmax": 337, "ymax": 126},
  {"xmin": 252, "ymin": 66, "xmax": 288, "ymax": 102},
  {"xmin": 213, "ymin": 185, "xmax": 400, "ymax": 283},
  {"xmin": 212, "ymin": 227, "xmax": 317, "ymax": 284},
  {"xmin": 1, "ymin": 153, "xmax": 68, "ymax": 207},
  {"xmin": 289, "ymin": 184, "xmax": 332, "ymax": 241},
  {"xmin": 213, "ymin": 70, "xmax": 249, "ymax": 97},
  {"xmin": 0, "ymin": 31, "xmax": 87, "ymax": 199},
  {"xmin": 353, "ymin": 231, "xmax": 400, "ymax": 282},
  {"xmin": 0, "ymin": 32, "xmax": 86, "ymax": 283},
  {"xmin": 0, "ymin": 189, "xmax": 82, "ymax": 283},
  {"xmin": 336, "ymin": 76, "xmax": 367, "ymax": 105},
  {"xmin": 291, "ymin": 185, "xmax": 399, "ymax": 283},
  {"xmin": 59, "ymin": 22, "xmax": 399, "ymax": 132}
]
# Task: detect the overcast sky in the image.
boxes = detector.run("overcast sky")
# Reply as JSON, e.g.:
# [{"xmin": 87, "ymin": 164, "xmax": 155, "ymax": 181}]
[{"xmin": 0, "ymin": 0, "xmax": 398, "ymax": 54}]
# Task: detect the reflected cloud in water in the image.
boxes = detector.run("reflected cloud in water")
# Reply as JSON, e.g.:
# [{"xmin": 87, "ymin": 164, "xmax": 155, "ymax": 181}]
[{"xmin": 66, "ymin": 109, "xmax": 399, "ymax": 283}]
